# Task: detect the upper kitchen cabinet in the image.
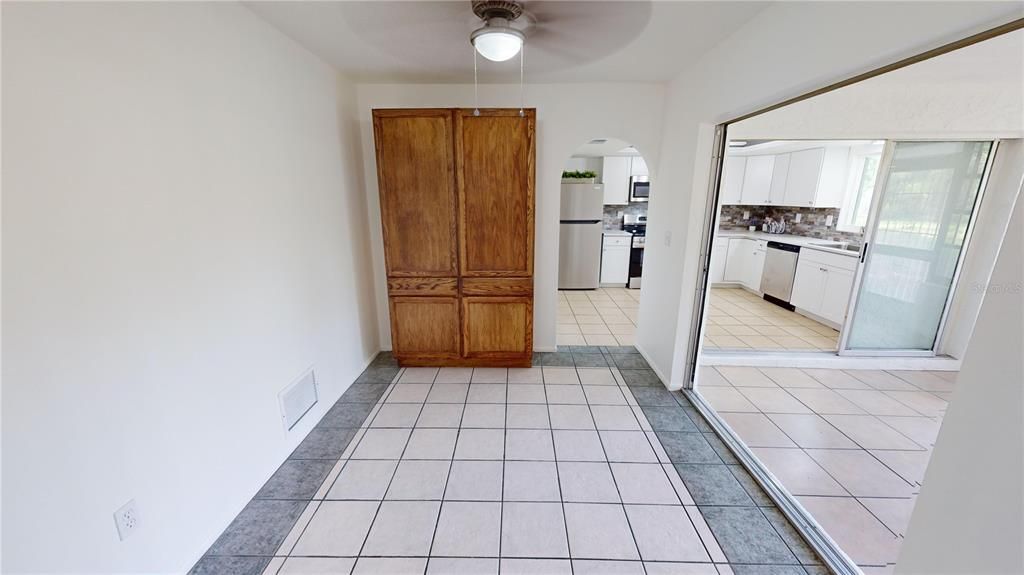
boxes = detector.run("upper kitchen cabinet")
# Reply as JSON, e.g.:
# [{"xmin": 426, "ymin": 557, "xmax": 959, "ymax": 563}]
[
  {"xmin": 602, "ymin": 155, "xmax": 631, "ymax": 205},
  {"xmin": 456, "ymin": 109, "xmax": 536, "ymax": 277},
  {"xmin": 373, "ymin": 110, "xmax": 458, "ymax": 276},
  {"xmin": 630, "ymin": 155, "xmax": 649, "ymax": 177},
  {"xmin": 739, "ymin": 155, "xmax": 774, "ymax": 205},
  {"xmin": 720, "ymin": 156, "xmax": 746, "ymax": 205},
  {"xmin": 783, "ymin": 147, "xmax": 850, "ymax": 208}
]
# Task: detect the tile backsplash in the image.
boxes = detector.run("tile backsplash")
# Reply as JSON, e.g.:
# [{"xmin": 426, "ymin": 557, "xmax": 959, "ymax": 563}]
[
  {"xmin": 719, "ymin": 205, "xmax": 864, "ymax": 245},
  {"xmin": 603, "ymin": 202, "xmax": 647, "ymax": 229}
]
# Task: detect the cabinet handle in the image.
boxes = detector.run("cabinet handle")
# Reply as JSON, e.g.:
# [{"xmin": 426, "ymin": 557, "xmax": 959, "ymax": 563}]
[{"xmin": 819, "ymin": 267, "xmax": 827, "ymax": 272}]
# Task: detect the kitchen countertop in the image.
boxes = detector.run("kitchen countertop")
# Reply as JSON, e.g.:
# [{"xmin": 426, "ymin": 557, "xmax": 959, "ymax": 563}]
[
  {"xmin": 717, "ymin": 230, "xmax": 860, "ymax": 257},
  {"xmin": 602, "ymin": 229, "xmax": 633, "ymax": 237}
]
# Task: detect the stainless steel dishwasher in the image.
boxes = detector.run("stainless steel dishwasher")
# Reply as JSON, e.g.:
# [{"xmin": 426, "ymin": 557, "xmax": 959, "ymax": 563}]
[{"xmin": 760, "ymin": 241, "xmax": 800, "ymax": 309}]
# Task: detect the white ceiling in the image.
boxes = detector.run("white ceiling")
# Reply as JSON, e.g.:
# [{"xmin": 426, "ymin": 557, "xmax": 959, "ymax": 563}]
[{"xmin": 245, "ymin": 1, "xmax": 769, "ymax": 83}]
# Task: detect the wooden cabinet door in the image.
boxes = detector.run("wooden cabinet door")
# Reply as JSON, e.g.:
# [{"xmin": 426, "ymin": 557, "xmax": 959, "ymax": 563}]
[
  {"xmin": 462, "ymin": 296, "xmax": 533, "ymax": 360},
  {"xmin": 373, "ymin": 109, "xmax": 458, "ymax": 277},
  {"xmin": 389, "ymin": 296, "xmax": 461, "ymax": 361},
  {"xmin": 455, "ymin": 109, "xmax": 535, "ymax": 277}
]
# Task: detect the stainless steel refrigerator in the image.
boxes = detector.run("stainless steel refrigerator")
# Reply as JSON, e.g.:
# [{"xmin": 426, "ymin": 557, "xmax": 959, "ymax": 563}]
[{"xmin": 558, "ymin": 182, "xmax": 605, "ymax": 289}]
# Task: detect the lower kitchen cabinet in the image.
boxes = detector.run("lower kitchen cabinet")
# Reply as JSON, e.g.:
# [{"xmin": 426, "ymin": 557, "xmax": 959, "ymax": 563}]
[
  {"xmin": 791, "ymin": 249, "xmax": 857, "ymax": 326},
  {"xmin": 462, "ymin": 296, "xmax": 533, "ymax": 359},
  {"xmin": 601, "ymin": 235, "xmax": 631, "ymax": 284},
  {"xmin": 389, "ymin": 296, "xmax": 462, "ymax": 361},
  {"xmin": 722, "ymin": 237, "xmax": 765, "ymax": 292},
  {"xmin": 710, "ymin": 239, "xmax": 728, "ymax": 283}
]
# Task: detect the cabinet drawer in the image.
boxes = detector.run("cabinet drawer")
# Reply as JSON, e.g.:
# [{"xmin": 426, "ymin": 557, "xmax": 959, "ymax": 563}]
[
  {"xmin": 603, "ymin": 235, "xmax": 631, "ymax": 247},
  {"xmin": 461, "ymin": 277, "xmax": 533, "ymax": 296},
  {"xmin": 388, "ymin": 277, "xmax": 459, "ymax": 296},
  {"xmin": 799, "ymin": 248, "xmax": 858, "ymax": 272}
]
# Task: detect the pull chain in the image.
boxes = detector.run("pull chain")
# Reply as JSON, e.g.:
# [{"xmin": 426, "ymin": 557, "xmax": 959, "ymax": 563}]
[
  {"xmin": 519, "ymin": 43, "xmax": 525, "ymax": 117},
  {"xmin": 473, "ymin": 47, "xmax": 480, "ymax": 116}
]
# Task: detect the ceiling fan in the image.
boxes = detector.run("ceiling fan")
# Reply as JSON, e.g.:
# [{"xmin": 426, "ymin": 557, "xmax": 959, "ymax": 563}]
[{"xmin": 470, "ymin": 1, "xmax": 528, "ymax": 62}]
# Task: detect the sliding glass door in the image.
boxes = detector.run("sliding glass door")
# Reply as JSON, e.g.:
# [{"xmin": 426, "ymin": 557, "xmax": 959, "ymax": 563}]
[{"xmin": 841, "ymin": 141, "xmax": 994, "ymax": 354}]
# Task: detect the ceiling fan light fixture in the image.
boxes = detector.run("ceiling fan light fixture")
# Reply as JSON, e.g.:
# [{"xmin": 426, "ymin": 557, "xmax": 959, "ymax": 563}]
[{"xmin": 471, "ymin": 19, "xmax": 524, "ymax": 62}]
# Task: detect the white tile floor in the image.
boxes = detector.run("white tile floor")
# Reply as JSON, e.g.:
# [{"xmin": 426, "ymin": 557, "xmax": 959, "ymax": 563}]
[
  {"xmin": 267, "ymin": 365, "xmax": 734, "ymax": 574},
  {"xmin": 703, "ymin": 287, "xmax": 840, "ymax": 352},
  {"xmin": 696, "ymin": 365, "xmax": 956, "ymax": 572},
  {"xmin": 557, "ymin": 288, "xmax": 640, "ymax": 347}
]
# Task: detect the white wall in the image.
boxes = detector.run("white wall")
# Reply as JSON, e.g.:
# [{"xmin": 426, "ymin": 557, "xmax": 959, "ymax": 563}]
[
  {"xmin": 2, "ymin": 3, "xmax": 377, "ymax": 573},
  {"xmin": 355, "ymin": 83, "xmax": 666, "ymax": 352},
  {"xmin": 634, "ymin": 1, "xmax": 1024, "ymax": 387},
  {"xmin": 896, "ymin": 194, "xmax": 1023, "ymax": 574}
]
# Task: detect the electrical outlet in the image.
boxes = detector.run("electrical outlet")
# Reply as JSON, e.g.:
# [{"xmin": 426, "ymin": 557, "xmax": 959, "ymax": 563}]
[
  {"xmin": 114, "ymin": 499, "xmax": 140, "ymax": 541},
  {"xmin": 663, "ymin": 230, "xmax": 672, "ymax": 246},
  {"xmin": 825, "ymin": 214, "xmax": 834, "ymax": 227},
  {"xmin": 794, "ymin": 213, "xmax": 802, "ymax": 223}
]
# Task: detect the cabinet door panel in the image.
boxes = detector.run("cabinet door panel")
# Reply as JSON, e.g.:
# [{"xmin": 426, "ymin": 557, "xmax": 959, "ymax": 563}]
[
  {"xmin": 720, "ymin": 157, "xmax": 746, "ymax": 205},
  {"xmin": 462, "ymin": 297, "xmax": 532, "ymax": 357},
  {"xmin": 724, "ymin": 238, "xmax": 750, "ymax": 282},
  {"xmin": 791, "ymin": 261, "xmax": 826, "ymax": 313},
  {"xmin": 769, "ymin": 153, "xmax": 790, "ymax": 205},
  {"xmin": 710, "ymin": 245, "xmax": 727, "ymax": 283},
  {"xmin": 602, "ymin": 156, "xmax": 631, "ymax": 205},
  {"xmin": 740, "ymin": 156, "xmax": 774, "ymax": 205},
  {"xmin": 820, "ymin": 268, "xmax": 855, "ymax": 325},
  {"xmin": 456, "ymin": 110, "xmax": 536, "ymax": 276},
  {"xmin": 600, "ymin": 245, "xmax": 630, "ymax": 284},
  {"xmin": 784, "ymin": 148, "xmax": 824, "ymax": 207},
  {"xmin": 748, "ymin": 248, "xmax": 766, "ymax": 292},
  {"xmin": 390, "ymin": 297, "xmax": 461, "ymax": 358},
  {"xmin": 373, "ymin": 110, "xmax": 457, "ymax": 276}
]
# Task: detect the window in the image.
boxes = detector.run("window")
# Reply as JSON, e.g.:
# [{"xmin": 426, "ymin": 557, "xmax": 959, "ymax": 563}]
[{"xmin": 837, "ymin": 144, "xmax": 884, "ymax": 233}]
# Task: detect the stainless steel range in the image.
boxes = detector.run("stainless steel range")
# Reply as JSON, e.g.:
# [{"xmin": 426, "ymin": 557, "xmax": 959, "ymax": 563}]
[{"xmin": 622, "ymin": 214, "xmax": 646, "ymax": 289}]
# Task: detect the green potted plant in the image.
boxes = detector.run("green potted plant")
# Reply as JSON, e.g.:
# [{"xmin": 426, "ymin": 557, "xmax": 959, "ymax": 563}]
[{"xmin": 561, "ymin": 170, "xmax": 597, "ymax": 184}]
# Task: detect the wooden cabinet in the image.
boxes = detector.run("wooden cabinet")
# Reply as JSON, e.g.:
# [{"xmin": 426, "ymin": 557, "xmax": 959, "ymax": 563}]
[
  {"xmin": 374, "ymin": 108, "xmax": 535, "ymax": 367},
  {"xmin": 602, "ymin": 156, "xmax": 631, "ymax": 205},
  {"xmin": 720, "ymin": 157, "xmax": 746, "ymax": 205}
]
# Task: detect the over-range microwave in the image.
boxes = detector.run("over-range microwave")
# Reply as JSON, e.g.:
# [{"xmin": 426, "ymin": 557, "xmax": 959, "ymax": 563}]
[{"xmin": 630, "ymin": 176, "xmax": 650, "ymax": 202}]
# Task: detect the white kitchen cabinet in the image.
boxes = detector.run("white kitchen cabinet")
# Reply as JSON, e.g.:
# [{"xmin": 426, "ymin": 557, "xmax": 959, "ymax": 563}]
[
  {"xmin": 720, "ymin": 156, "xmax": 746, "ymax": 205},
  {"xmin": 768, "ymin": 153, "xmax": 790, "ymax": 205},
  {"xmin": 791, "ymin": 261, "xmax": 827, "ymax": 313},
  {"xmin": 710, "ymin": 239, "xmax": 728, "ymax": 283},
  {"xmin": 820, "ymin": 267, "xmax": 855, "ymax": 324},
  {"xmin": 602, "ymin": 156, "xmax": 631, "ymax": 205},
  {"xmin": 791, "ymin": 248, "xmax": 858, "ymax": 326},
  {"xmin": 601, "ymin": 235, "xmax": 630, "ymax": 284},
  {"xmin": 740, "ymin": 156, "xmax": 775, "ymax": 205},
  {"xmin": 724, "ymin": 238, "xmax": 751, "ymax": 282},
  {"xmin": 748, "ymin": 242, "xmax": 766, "ymax": 291},
  {"xmin": 630, "ymin": 156, "xmax": 649, "ymax": 177},
  {"xmin": 783, "ymin": 147, "xmax": 850, "ymax": 208}
]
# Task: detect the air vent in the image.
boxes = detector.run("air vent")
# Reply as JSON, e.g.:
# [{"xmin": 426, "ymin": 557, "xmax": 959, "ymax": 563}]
[{"xmin": 279, "ymin": 368, "xmax": 318, "ymax": 430}]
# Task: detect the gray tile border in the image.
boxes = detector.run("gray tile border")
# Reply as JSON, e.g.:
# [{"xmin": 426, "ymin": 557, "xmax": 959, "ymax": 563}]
[
  {"xmin": 535, "ymin": 352, "xmax": 576, "ymax": 366},
  {"xmin": 572, "ymin": 353, "xmax": 610, "ymax": 367},
  {"xmin": 289, "ymin": 427, "xmax": 358, "ymax": 460},
  {"xmin": 205, "ymin": 499, "xmax": 306, "ymax": 556},
  {"xmin": 611, "ymin": 354, "xmax": 651, "ymax": 370},
  {"xmin": 188, "ymin": 555, "xmax": 272, "ymax": 575},
  {"xmin": 339, "ymin": 383, "xmax": 389, "ymax": 404},
  {"xmin": 699, "ymin": 506, "xmax": 798, "ymax": 565},
  {"xmin": 654, "ymin": 430, "xmax": 721, "ymax": 464},
  {"xmin": 760, "ymin": 507, "xmax": 823, "ymax": 566},
  {"xmin": 673, "ymin": 464, "xmax": 753, "ymax": 506},
  {"xmin": 639, "ymin": 405, "xmax": 699, "ymax": 432},
  {"xmin": 354, "ymin": 366, "xmax": 401, "ymax": 384},
  {"xmin": 702, "ymin": 432, "xmax": 741, "ymax": 464},
  {"xmin": 629, "ymin": 387, "xmax": 680, "ymax": 407},
  {"xmin": 727, "ymin": 464, "xmax": 775, "ymax": 507},
  {"xmin": 254, "ymin": 459, "xmax": 334, "ymax": 500},
  {"xmin": 618, "ymin": 369, "xmax": 661, "ymax": 386},
  {"xmin": 318, "ymin": 401, "xmax": 375, "ymax": 428}
]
